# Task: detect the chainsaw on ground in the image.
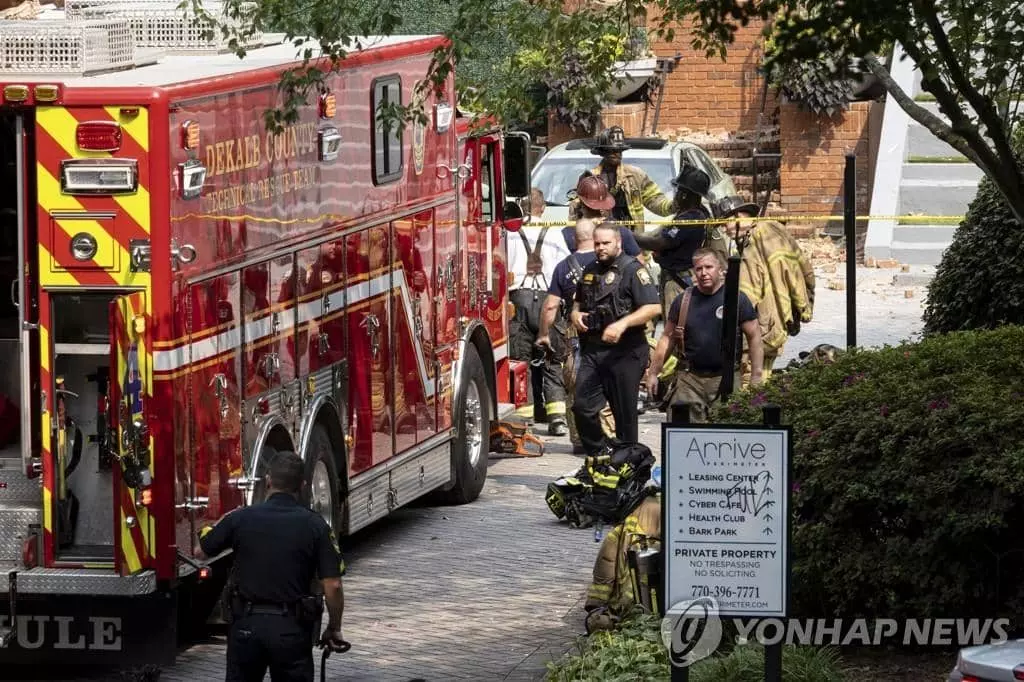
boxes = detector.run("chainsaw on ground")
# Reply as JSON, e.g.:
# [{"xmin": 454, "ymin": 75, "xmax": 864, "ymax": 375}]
[{"xmin": 489, "ymin": 420, "xmax": 545, "ymax": 457}]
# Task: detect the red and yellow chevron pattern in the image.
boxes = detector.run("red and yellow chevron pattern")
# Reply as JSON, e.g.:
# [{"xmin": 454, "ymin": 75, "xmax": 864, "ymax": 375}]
[
  {"xmin": 35, "ymin": 105, "xmax": 152, "ymax": 288},
  {"xmin": 34, "ymin": 105, "xmax": 153, "ymax": 573},
  {"xmin": 111, "ymin": 292, "xmax": 155, "ymax": 575}
]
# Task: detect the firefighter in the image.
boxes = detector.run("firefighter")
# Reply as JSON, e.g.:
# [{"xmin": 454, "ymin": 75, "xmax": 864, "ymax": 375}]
[
  {"xmin": 576, "ymin": 126, "xmax": 674, "ymax": 236},
  {"xmin": 714, "ymin": 195, "xmax": 816, "ymax": 385},
  {"xmin": 197, "ymin": 451, "xmax": 347, "ymax": 682},
  {"xmin": 646, "ymin": 248, "xmax": 764, "ymax": 423},
  {"xmin": 562, "ymin": 175, "xmax": 642, "ymax": 257},
  {"xmin": 570, "ymin": 224, "xmax": 661, "ymax": 454},
  {"xmin": 584, "ymin": 491, "xmax": 662, "ymax": 633},
  {"xmin": 507, "ymin": 210, "xmax": 571, "ymax": 435},
  {"xmin": 537, "ymin": 175, "xmax": 617, "ymax": 452}
]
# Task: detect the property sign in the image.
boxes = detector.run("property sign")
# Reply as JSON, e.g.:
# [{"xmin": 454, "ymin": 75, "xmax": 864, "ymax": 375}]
[{"xmin": 662, "ymin": 424, "xmax": 791, "ymax": 618}]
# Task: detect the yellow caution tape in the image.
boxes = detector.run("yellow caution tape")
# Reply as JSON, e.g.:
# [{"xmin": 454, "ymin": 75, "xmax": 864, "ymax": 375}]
[{"xmin": 524, "ymin": 215, "xmax": 965, "ymax": 228}]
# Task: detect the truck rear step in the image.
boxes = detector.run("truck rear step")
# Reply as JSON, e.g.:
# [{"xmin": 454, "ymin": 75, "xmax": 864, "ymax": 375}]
[{"xmin": 0, "ymin": 455, "xmax": 41, "ymax": 565}]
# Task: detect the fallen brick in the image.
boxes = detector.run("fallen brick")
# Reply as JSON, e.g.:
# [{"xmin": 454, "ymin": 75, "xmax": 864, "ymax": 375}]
[
  {"xmin": 820, "ymin": 264, "xmax": 837, "ymax": 274},
  {"xmin": 875, "ymin": 259, "xmax": 900, "ymax": 268},
  {"xmin": 904, "ymin": 290, "xmax": 914, "ymax": 298},
  {"xmin": 864, "ymin": 256, "xmax": 877, "ymax": 267},
  {"xmin": 901, "ymin": 264, "xmax": 911, "ymax": 273},
  {"xmin": 828, "ymin": 279, "xmax": 846, "ymax": 291}
]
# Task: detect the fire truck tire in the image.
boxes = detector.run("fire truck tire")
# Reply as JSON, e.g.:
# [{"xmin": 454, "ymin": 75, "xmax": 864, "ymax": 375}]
[
  {"xmin": 442, "ymin": 345, "xmax": 490, "ymax": 505},
  {"xmin": 304, "ymin": 424, "xmax": 342, "ymax": 532}
]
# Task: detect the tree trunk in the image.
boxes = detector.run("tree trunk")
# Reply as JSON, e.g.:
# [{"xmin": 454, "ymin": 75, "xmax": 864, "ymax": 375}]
[{"xmin": 864, "ymin": 55, "xmax": 1024, "ymax": 225}]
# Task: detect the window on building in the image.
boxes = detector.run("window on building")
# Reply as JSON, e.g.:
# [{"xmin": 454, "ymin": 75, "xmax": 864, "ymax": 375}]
[{"xmin": 372, "ymin": 75, "xmax": 403, "ymax": 184}]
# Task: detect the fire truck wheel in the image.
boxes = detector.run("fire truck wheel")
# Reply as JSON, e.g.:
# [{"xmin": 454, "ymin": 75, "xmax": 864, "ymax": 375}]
[
  {"xmin": 443, "ymin": 345, "xmax": 490, "ymax": 504},
  {"xmin": 304, "ymin": 424, "xmax": 342, "ymax": 532}
]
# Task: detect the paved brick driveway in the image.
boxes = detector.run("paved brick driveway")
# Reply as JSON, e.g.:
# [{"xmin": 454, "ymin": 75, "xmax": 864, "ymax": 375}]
[
  {"xmin": 161, "ymin": 434, "xmax": 602, "ymax": 682},
  {"xmin": 20, "ymin": 262, "xmax": 930, "ymax": 682}
]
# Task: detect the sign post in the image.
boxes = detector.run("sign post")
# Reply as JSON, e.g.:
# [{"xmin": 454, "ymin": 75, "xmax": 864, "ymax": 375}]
[{"xmin": 661, "ymin": 406, "xmax": 791, "ymax": 679}]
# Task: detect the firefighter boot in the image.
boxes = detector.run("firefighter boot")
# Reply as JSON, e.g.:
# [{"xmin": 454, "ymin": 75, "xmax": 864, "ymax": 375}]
[{"xmin": 548, "ymin": 414, "xmax": 568, "ymax": 437}]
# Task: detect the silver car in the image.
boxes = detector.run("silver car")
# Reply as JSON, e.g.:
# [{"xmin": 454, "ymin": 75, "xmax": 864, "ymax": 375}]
[
  {"xmin": 528, "ymin": 136, "xmax": 739, "ymax": 228},
  {"xmin": 948, "ymin": 639, "xmax": 1024, "ymax": 681}
]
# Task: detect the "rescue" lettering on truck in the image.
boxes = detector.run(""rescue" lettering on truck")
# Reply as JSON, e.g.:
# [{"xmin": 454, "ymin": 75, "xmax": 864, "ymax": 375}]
[{"xmin": 0, "ymin": 615, "xmax": 122, "ymax": 651}]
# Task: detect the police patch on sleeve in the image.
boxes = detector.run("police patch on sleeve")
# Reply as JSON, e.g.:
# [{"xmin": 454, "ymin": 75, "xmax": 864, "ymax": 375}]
[{"xmin": 637, "ymin": 267, "xmax": 652, "ymax": 286}]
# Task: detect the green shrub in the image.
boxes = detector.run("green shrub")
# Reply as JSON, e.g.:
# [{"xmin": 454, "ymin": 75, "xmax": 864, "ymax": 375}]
[
  {"xmin": 710, "ymin": 326, "xmax": 1024, "ymax": 624},
  {"xmin": 544, "ymin": 613, "xmax": 846, "ymax": 681},
  {"xmin": 922, "ymin": 135, "xmax": 1024, "ymax": 334}
]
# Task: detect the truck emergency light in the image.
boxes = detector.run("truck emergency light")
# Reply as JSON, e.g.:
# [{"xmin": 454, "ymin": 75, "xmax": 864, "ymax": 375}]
[
  {"xmin": 179, "ymin": 160, "xmax": 207, "ymax": 200},
  {"xmin": 181, "ymin": 120, "xmax": 200, "ymax": 150},
  {"xmin": 34, "ymin": 84, "xmax": 59, "ymax": 102},
  {"xmin": 76, "ymin": 121, "xmax": 122, "ymax": 152},
  {"xmin": 61, "ymin": 158, "xmax": 138, "ymax": 195},
  {"xmin": 318, "ymin": 127, "xmax": 342, "ymax": 162},
  {"xmin": 319, "ymin": 92, "xmax": 337, "ymax": 119},
  {"xmin": 2, "ymin": 85, "xmax": 28, "ymax": 103},
  {"xmin": 435, "ymin": 102, "xmax": 453, "ymax": 132}
]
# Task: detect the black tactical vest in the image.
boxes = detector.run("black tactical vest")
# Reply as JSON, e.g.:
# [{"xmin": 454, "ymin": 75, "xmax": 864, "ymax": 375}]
[{"xmin": 577, "ymin": 253, "xmax": 644, "ymax": 348}]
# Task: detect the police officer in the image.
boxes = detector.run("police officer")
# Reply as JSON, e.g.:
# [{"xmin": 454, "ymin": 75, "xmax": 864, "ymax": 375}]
[
  {"xmin": 538, "ymin": 175, "xmax": 619, "ymax": 452},
  {"xmin": 570, "ymin": 223, "xmax": 662, "ymax": 454},
  {"xmin": 197, "ymin": 451, "xmax": 347, "ymax": 682}
]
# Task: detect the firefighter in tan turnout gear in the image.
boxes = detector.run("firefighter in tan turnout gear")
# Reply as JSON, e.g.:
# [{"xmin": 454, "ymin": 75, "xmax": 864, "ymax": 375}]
[
  {"xmin": 714, "ymin": 195, "xmax": 816, "ymax": 384},
  {"xmin": 576, "ymin": 126, "xmax": 674, "ymax": 236},
  {"xmin": 584, "ymin": 485, "xmax": 662, "ymax": 633}
]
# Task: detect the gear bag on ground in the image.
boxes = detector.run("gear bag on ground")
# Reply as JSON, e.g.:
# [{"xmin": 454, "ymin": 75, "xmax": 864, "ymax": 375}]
[{"xmin": 545, "ymin": 440, "xmax": 656, "ymax": 528}]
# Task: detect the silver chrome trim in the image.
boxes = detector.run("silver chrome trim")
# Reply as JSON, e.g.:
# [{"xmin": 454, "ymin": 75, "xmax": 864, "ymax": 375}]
[
  {"xmin": 48, "ymin": 210, "xmax": 118, "ymax": 220},
  {"xmin": 241, "ymin": 413, "xmax": 290, "ymax": 506},
  {"xmin": 453, "ymin": 319, "xmax": 489, "ymax": 406},
  {"xmin": 297, "ymin": 393, "xmax": 340, "ymax": 465},
  {"xmin": 347, "ymin": 430, "xmax": 452, "ymax": 490},
  {"xmin": 15, "ymin": 115, "xmax": 32, "ymax": 479},
  {"xmin": 0, "ymin": 568, "xmax": 157, "ymax": 595}
]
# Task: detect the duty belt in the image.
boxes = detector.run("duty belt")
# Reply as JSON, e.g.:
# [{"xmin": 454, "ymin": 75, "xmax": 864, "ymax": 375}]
[{"xmin": 243, "ymin": 600, "xmax": 302, "ymax": 617}]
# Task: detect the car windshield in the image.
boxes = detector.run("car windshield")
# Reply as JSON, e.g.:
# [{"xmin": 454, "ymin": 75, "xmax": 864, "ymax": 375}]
[{"xmin": 530, "ymin": 157, "xmax": 676, "ymax": 206}]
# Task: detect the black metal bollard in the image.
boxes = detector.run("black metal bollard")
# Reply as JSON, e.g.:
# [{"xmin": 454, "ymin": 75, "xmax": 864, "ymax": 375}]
[{"xmin": 843, "ymin": 153, "xmax": 857, "ymax": 349}]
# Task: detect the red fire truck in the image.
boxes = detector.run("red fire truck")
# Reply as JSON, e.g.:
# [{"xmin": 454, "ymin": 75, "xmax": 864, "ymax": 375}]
[{"xmin": 0, "ymin": 3, "xmax": 531, "ymax": 666}]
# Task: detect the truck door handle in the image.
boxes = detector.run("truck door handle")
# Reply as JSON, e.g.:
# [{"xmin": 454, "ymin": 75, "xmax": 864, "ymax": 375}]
[
  {"xmin": 10, "ymin": 280, "xmax": 17, "ymax": 309},
  {"xmin": 360, "ymin": 313, "xmax": 381, "ymax": 360},
  {"xmin": 210, "ymin": 374, "xmax": 229, "ymax": 419}
]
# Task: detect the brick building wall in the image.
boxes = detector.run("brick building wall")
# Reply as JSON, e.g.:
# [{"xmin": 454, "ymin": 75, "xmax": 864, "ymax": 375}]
[
  {"xmin": 540, "ymin": 10, "xmax": 883, "ymax": 233},
  {"xmin": 647, "ymin": 17, "xmax": 776, "ymax": 133},
  {"xmin": 778, "ymin": 100, "xmax": 879, "ymax": 232}
]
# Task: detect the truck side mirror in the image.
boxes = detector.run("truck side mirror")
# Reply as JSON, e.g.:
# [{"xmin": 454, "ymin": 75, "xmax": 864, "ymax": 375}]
[
  {"xmin": 503, "ymin": 200, "xmax": 524, "ymax": 232},
  {"xmin": 503, "ymin": 131, "xmax": 532, "ymax": 202}
]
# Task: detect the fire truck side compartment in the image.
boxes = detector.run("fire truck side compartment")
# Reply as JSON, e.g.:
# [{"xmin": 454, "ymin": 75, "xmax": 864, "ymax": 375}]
[
  {"xmin": 0, "ymin": 113, "xmax": 22, "ymax": 458},
  {"xmin": 51, "ymin": 293, "xmax": 118, "ymax": 560}
]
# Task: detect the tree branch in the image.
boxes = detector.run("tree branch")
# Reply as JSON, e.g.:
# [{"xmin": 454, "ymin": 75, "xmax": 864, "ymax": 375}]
[
  {"xmin": 863, "ymin": 53, "xmax": 986, "ymax": 169},
  {"xmin": 896, "ymin": 36, "xmax": 1024, "ymax": 224},
  {"xmin": 918, "ymin": 1, "xmax": 1019, "ymax": 176}
]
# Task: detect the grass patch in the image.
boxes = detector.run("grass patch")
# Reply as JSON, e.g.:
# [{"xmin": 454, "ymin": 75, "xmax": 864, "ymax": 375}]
[
  {"xmin": 906, "ymin": 155, "xmax": 971, "ymax": 163},
  {"xmin": 896, "ymin": 216, "xmax": 963, "ymax": 225},
  {"xmin": 914, "ymin": 92, "xmax": 936, "ymax": 102}
]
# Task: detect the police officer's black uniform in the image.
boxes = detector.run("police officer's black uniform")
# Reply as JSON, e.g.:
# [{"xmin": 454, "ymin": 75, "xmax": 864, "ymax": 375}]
[
  {"xmin": 200, "ymin": 493, "xmax": 345, "ymax": 681},
  {"xmin": 572, "ymin": 252, "xmax": 660, "ymax": 454}
]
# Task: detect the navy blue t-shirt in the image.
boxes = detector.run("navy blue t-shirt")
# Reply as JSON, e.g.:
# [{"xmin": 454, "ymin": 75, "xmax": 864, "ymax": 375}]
[
  {"xmin": 548, "ymin": 251, "xmax": 598, "ymax": 302},
  {"xmin": 668, "ymin": 286, "xmax": 757, "ymax": 374},
  {"xmin": 562, "ymin": 226, "xmax": 640, "ymax": 256},
  {"xmin": 655, "ymin": 207, "xmax": 709, "ymax": 273}
]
